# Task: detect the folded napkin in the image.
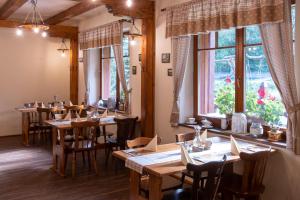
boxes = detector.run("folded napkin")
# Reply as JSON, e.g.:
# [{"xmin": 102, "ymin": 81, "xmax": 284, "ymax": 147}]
[
  {"xmin": 231, "ymin": 135, "xmax": 241, "ymax": 155},
  {"xmin": 33, "ymin": 101, "xmax": 38, "ymax": 108},
  {"xmin": 69, "ymin": 101, "xmax": 73, "ymax": 106},
  {"xmin": 64, "ymin": 111, "xmax": 71, "ymax": 120},
  {"xmin": 41, "ymin": 102, "xmax": 46, "ymax": 108},
  {"xmin": 76, "ymin": 112, "xmax": 81, "ymax": 119},
  {"xmin": 181, "ymin": 144, "xmax": 195, "ymax": 166},
  {"xmin": 101, "ymin": 109, "xmax": 108, "ymax": 118},
  {"xmin": 144, "ymin": 135, "xmax": 158, "ymax": 152},
  {"xmin": 200, "ymin": 129, "xmax": 208, "ymax": 141}
]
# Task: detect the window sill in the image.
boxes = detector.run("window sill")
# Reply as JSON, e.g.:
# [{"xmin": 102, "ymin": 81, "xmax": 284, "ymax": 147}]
[{"xmin": 179, "ymin": 123, "xmax": 286, "ymax": 149}]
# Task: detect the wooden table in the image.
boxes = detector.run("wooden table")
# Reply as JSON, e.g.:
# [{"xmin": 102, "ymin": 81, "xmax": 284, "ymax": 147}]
[
  {"xmin": 45, "ymin": 117, "xmax": 118, "ymax": 176},
  {"xmin": 113, "ymin": 136, "xmax": 273, "ymax": 200}
]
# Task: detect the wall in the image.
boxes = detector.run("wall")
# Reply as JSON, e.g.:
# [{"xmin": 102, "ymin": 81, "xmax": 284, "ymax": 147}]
[
  {"xmin": 78, "ymin": 7, "xmax": 142, "ymax": 119},
  {"xmin": 155, "ymin": 0, "xmax": 194, "ymax": 143},
  {"xmin": 0, "ymin": 28, "xmax": 70, "ymax": 136}
]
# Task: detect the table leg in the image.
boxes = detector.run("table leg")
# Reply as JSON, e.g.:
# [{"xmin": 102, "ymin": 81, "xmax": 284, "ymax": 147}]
[
  {"xmin": 59, "ymin": 129, "xmax": 66, "ymax": 177},
  {"xmin": 149, "ymin": 173, "xmax": 163, "ymax": 200},
  {"xmin": 22, "ymin": 113, "xmax": 29, "ymax": 146},
  {"xmin": 129, "ymin": 170, "xmax": 141, "ymax": 200},
  {"xmin": 51, "ymin": 127, "xmax": 58, "ymax": 172}
]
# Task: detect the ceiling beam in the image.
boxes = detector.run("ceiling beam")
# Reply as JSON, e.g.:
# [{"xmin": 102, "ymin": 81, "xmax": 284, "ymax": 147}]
[
  {"xmin": 0, "ymin": 19, "xmax": 78, "ymax": 39},
  {"xmin": 0, "ymin": 0, "xmax": 28, "ymax": 19},
  {"xmin": 45, "ymin": 0, "xmax": 104, "ymax": 25}
]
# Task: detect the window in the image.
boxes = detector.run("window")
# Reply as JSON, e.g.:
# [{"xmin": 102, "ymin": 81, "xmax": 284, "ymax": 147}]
[
  {"xmin": 101, "ymin": 37, "xmax": 130, "ymax": 101},
  {"xmin": 195, "ymin": 6, "xmax": 295, "ymax": 127}
]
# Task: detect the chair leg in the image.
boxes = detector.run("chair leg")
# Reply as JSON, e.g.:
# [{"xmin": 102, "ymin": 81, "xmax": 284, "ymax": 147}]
[
  {"xmin": 105, "ymin": 145, "xmax": 111, "ymax": 167},
  {"xmin": 82, "ymin": 151, "xmax": 86, "ymax": 165},
  {"xmin": 64, "ymin": 153, "xmax": 68, "ymax": 172},
  {"xmin": 180, "ymin": 173, "xmax": 186, "ymax": 187},
  {"xmin": 87, "ymin": 151, "xmax": 91, "ymax": 171},
  {"xmin": 72, "ymin": 152, "xmax": 76, "ymax": 177},
  {"xmin": 91, "ymin": 151, "xmax": 98, "ymax": 175}
]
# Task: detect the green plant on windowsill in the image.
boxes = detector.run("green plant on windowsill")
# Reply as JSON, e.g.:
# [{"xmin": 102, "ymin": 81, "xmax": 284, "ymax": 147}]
[{"xmin": 215, "ymin": 83, "xmax": 235, "ymax": 115}]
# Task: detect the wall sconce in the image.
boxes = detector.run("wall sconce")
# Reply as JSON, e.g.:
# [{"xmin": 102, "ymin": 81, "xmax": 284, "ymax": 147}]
[
  {"xmin": 124, "ymin": 19, "xmax": 142, "ymax": 46},
  {"xmin": 57, "ymin": 39, "xmax": 69, "ymax": 57}
]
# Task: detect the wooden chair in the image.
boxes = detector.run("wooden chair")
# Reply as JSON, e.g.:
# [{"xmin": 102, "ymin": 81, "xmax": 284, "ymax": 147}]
[
  {"xmin": 221, "ymin": 150, "xmax": 271, "ymax": 200},
  {"xmin": 163, "ymin": 155, "xmax": 227, "ymax": 200},
  {"xmin": 105, "ymin": 117, "xmax": 138, "ymax": 166},
  {"xmin": 34, "ymin": 107, "xmax": 53, "ymax": 144},
  {"xmin": 176, "ymin": 132, "xmax": 196, "ymax": 143},
  {"xmin": 64, "ymin": 105, "xmax": 84, "ymax": 118},
  {"xmin": 64, "ymin": 120, "xmax": 99, "ymax": 177}
]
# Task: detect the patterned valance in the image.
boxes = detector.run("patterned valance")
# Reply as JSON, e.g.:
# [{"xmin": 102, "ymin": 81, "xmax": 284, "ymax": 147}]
[
  {"xmin": 166, "ymin": 0, "xmax": 285, "ymax": 38},
  {"xmin": 79, "ymin": 21, "xmax": 122, "ymax": 50}
]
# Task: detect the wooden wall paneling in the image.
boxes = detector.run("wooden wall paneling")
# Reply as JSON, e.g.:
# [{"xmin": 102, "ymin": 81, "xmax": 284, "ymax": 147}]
[
  {"xmin": 193, "ymin": 35, "xmax": 198, "ymax": 117},
  {"xmin": 70, "ymin": 37, "xmax": 79, "ymax": 105},
  {"xmin": 235, "ymin": 28, "xmax": 245, "ymax": 112},
  {"xmin": 141, "ymin": 16, "xmax": 155, "ymax": 138}
]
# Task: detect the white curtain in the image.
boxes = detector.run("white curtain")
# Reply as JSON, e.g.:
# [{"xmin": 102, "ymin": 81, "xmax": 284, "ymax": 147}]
[
  {"xmin": 83, "ymin": 48, "xmax": 100, "ymax": 106},
  {"xmin": 170, "ymin": 36, "xmax": 191, "ymax": 126},
  {"xmin": 113, "ymin": 45, "xmax": 131, "ymax": 114},
  {"xmin": 260, "ymin": 0, "xmax": 300, "ymax": 154}
]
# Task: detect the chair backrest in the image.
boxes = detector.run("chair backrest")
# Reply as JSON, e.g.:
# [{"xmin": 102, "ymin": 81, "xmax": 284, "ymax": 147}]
[
  {"xmin": 176, "ymin": 132, "xmax": 196, "ymax": 142},
  {"xmin": 71, "ymin": 120, "xmax": 99, "ymax": 150},
  {"xmin": 240, "ymin": 150, "xmax": 271, "ymax": 192},
  {"xmin": 187, "ymin": 155, "xmax": 227, "ymax": 200},
  {"xmin": 64, "ymin": 105, "xmax": 84, "ymax": 118},
  {"xmin": 114, "ymin": 117, "xmax": 138, "ymax": 149},
  {"xmin": 37, "ymin": 107, "xmax": 53, "ymax": 124}
]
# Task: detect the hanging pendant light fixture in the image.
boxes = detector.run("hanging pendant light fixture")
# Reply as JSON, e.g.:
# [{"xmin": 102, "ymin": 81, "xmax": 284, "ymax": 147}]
[
  {"xmin": 57, "ymin": 39, "xmax": 69, "ymax": 57},
  {"xmin": 125, "ymin": 19, "xmax": 142, "ymax": 46},
  {"xmin": 16, "ymin": 0, "xmax": 49, "ymax": 37}
]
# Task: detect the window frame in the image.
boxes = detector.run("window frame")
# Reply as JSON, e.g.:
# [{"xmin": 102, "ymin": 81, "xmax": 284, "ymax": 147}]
[{"xmin": 99, "ymin": 36, "xmax": 130, "ymax": 101}]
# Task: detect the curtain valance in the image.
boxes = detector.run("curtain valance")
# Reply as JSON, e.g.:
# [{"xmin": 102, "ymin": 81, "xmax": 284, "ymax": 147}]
[
  {"xmin": 79, "ymin": 21, "xmax": 122, "ymax": 50},
  {"xmin": 166, "ymin": 0, "xmax": 285, "ymax": 38}
]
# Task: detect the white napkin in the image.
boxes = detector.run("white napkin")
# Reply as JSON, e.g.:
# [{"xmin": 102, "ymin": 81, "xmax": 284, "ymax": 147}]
[
  {"xmin": 41, "ymin": 102, "xmax": 46, "ymax": 108},
  {"xmin": 180, "ymin": 145, "xmax": 195, "ymax": 166},
  {"xmin": 69, "ymin": 101, "xmax": 73, "ymax": 106},
  {"xmin": 64, "ymin": 111, "xmax": 71, "ymax": 120},
  {"xmin": 101, "ymin": 109, "xmax": 108, "ymax": 118},
  {"xmin": 231, "ymin": 135, "xmax": 241, "ymax": 155},
  {"xmin": 33, "ymin": 101, "xmax": 38, "ymax": 108},
  {"xmin": 76, "ymin": 112, "xmax": 80, "ymax": 119},
  {"xmin": 144, "ymin": 135, "xmax": 158, "ymax": 152},
  {"xmin": 200, "ymin": 129, "xmax": 207, "ymax": 141}
]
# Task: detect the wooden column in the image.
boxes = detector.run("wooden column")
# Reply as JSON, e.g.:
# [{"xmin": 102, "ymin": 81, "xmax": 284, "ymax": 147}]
[
  {"xmin": 70, "ymin": 37, "xmax": 79, "ymax": 104},
  {"xmin": 141, "ymin": 16, "xmax": 155, "ymax": 138}
]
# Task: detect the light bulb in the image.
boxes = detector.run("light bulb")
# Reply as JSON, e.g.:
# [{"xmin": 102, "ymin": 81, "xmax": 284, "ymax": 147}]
[
  {"xmin": 130, "ymin": 39, "xmax": 137, "ymax": 46},
  {"xmin": 126, "ymin": 0, "xmax": 132, "ymax": 7},
  {"xmin": 41, "ymin": 31, "xmax": 47, "ymax": 38},
  {"xmin": 33, "ymin": 27, "xmax": 40, "ymax": 34},
  {"xmin": 16, "ymin": 28, "xmax": 23, "ymax": 36},
  {"xmin": 61, "ymin": 52, "xmax": 66, "ymax": 57}
]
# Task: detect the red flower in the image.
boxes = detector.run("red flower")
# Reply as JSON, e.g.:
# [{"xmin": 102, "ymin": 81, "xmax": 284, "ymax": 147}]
[
  {"xmin": 225, "ymin": 76, "xmax": 231, "ymax": 84},
  {"xmin": 258, "ymin": 83, "xmax": 266, "ymax": 99},
  {"xmin": 269, "ymin": 95, "xmax": 276, "ymax": 101},
  {"xmin": 257, "ymin": 99, "xmax": 265, "ymax": 105}
]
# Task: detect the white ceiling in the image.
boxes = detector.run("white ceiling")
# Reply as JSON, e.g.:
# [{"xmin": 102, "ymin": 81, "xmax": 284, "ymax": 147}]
[{"xmin": 7, "ymin": 0, "xmax": 79, "ymax": 21}]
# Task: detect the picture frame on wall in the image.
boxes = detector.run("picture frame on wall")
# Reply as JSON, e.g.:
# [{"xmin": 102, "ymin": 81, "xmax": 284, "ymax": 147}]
[
  {"xmin": 162, "ymin": 53, "xmax": 170, "ymax": 63},
  {"xmin": 132, "ymin": 66, "xmax": 137, "ymax": 75},
  {"xmin": 138, "ymin": 54, "xmax": 142, "ymax": 62},
  {"xmin": 167, "ymin": 68, "xmax": 173, "ymax": 76}
]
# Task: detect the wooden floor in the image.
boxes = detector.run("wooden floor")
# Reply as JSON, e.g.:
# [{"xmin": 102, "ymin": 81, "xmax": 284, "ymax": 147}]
[{"xmin": 0, "ymin": 136, "xmax": 130, "ymax": 200}]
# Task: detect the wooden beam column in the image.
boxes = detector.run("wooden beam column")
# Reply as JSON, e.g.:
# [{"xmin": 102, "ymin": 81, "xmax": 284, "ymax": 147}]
[
  {"xmin": 70, "ymin": 37, "xmax": 79, "ymax": 104},
  {"xmin": 141, "ymin": 15, "xmax": 155, "ymax": 138}
]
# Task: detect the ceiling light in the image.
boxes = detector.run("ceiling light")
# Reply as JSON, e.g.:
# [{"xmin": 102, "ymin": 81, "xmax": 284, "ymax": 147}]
[
  {"xmin": 124, "ymin": 19, "xmax": 142, "ymax": 46},
  {"xmin": 16, "ymin": 28, "xmax": 23, "ymax": 36},
  {"xmin": 17, "ymin": 0, "xmax": 49, "ymax": 37},
  {"xmin": 41, "ymin": 31, "xmax": 48, "ymax": 38},
  {"xmin": 57, "ymin": 39, "xmax": 69, "ymax": 57},
  {"xmin": 126, "ymin": 0, "xmax": 133, "ymax": 7}
]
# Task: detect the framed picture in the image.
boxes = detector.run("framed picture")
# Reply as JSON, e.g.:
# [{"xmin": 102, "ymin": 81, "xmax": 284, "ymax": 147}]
[
  {"xmin": 78, "ymin": 57, "xmax": 83, "ymax": 63},
  {"xmin": 167, "ymin": 68, "xmax": 173, "ymax": 76},
  {"xmin": 132, "ymin": 66, "xmax": 137, "ymax": 75},
  {"xmin": 162, "ymin": 53, "xmax": 170, "ymax": 63},
  {"xmin": 138, "ymin": 54, "xmax": 142, "ymax": 62}
]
